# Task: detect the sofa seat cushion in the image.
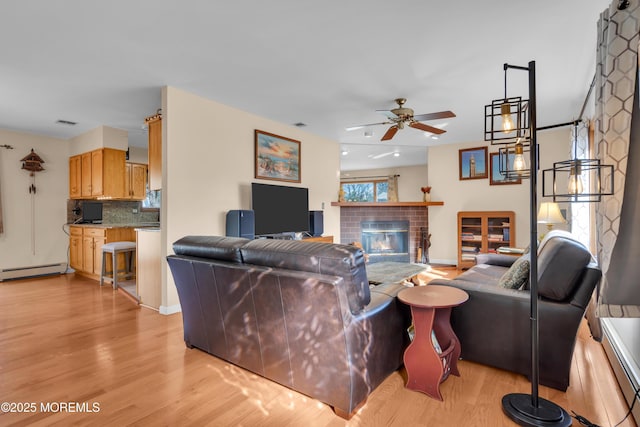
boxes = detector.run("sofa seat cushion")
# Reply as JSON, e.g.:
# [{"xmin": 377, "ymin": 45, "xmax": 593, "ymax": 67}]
[
  {"xmin": 498, "ymin": 254, "xmax": 530, "ymax": 289},
  {"xmin": 456, "ymin": 263, "xmax": 506, "ymax": 286}
]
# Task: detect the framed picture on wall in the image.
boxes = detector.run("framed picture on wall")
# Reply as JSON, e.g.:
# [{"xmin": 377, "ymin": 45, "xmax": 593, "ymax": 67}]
[
  {"xmin": 459, "ymin": 146, "xmax": 488, "ymax": 180},
  {"xmin": 255, "ymin": 130, "xmax": 301, "ymax": 183},
  {"xmin": 490, "ymin": 152, "xmax": 522, "ymax": 185}
]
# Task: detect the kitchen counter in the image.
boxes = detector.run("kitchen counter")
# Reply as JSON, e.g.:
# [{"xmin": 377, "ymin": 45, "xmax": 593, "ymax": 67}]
[{"xmin": 69, "ymin": 222, "xmax": 160, "ymax": 229}]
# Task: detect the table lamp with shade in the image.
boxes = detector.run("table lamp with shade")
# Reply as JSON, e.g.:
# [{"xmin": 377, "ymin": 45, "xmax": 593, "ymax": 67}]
[{"xmin": 537, "ymin": 202, "xmax": 566, "ymax": 237}]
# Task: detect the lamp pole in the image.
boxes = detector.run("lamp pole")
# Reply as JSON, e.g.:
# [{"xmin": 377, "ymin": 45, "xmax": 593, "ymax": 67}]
[{"xmin": 500, "ymin": 60, "xmax": 571, "ymax": 427}]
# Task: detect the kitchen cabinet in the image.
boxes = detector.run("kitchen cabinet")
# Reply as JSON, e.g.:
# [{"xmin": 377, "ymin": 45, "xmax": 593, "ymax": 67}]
[
  {"xmin": 70, "ymin": 225, "xmax": 136, "ymax": 280},
  {"xmin": 73, "ymin": 148, "xmax": 126, "ymax": 199},
  {"xmin": 147, "ymin": 115, "xmax": 162, "ymax": 191},
  {"xmin": 457, "ymin": 211, "xmax": 515, "ymax": 269},
  {"xmin": 69, "ymin": 226, "xmax": 83, "ymax": 271},
  {"xmin": 69, "ymin": 155, "xmax": 82, "ymax": 199},
  {"xmin": 125, "ymin": 162, "xmax": 147, "ymax": 200}
]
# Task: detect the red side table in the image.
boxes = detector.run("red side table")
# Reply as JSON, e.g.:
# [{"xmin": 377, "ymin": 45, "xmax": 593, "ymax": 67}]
[{"xmin": 398, "ymin": 285, "xmax": 469, "ymax": 400}]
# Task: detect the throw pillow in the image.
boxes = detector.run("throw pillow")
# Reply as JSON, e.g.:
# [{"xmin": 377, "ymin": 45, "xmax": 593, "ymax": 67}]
[{"xmin": 498, "ymin": 255, "xmax": 530, "ymax": 289}]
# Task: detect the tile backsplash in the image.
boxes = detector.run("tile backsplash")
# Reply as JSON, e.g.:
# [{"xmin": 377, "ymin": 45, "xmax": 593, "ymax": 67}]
[{"xmin": 67, "ymin": 200, "xmax": 160, "ymax": 224}]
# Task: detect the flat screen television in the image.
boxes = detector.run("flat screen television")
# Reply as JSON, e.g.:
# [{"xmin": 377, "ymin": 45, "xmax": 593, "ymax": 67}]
[
  {"xmin": 82, "ymin": 201, "xmax": 103, "ymax": 224},
  {"xmin": 252, "ymin": 183, "xmax": 309, "ymax": 236}
]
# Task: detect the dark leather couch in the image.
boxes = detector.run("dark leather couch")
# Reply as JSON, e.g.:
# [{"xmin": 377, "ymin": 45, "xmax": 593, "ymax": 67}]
[
  {"xmin": 429, "ymin": 230, "xmax": 601, "ymax": 391},
  {"xmin": 167, "ymin": 236, "xmax": 411, "ymax": 418}
]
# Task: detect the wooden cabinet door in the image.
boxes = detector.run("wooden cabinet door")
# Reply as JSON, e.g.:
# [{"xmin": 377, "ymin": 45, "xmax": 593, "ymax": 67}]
[
  {"xmin": 69, "ymin": 155, "xmax": 82, "ymax": 199},
  {"xmin": 93, "ymin": 237, "xmax": 106, "ymax": 275},
  {"xmin": 69, "ymin": 227, "xmax": 83, "ymax": 270},
  {"xmin": 91, "ymin": 149, "xmax": 104, "ymax": 196},
  {"xmin": 82, "ymin": 236, "xmax": 95, "ymax": 274},
  {"xmin": 131, "ymin": 163, "xmax": 147, "ymax": 199},
  {"xmin": 147, "ymin": 117, "xmax": 162, "ymax": 191},
  {"xmin": 125, "ymin": 163, "xmax": 147, "ymax": 200},
  {"xmin": 81, "ymin": 152, "xmax": 92, "ymax": 197}
]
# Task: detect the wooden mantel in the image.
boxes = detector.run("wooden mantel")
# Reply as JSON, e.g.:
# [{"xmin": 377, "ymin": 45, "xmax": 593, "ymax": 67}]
[{"xmin": 331, "ymin": 201, "xmax": 443, "ymax": 207}]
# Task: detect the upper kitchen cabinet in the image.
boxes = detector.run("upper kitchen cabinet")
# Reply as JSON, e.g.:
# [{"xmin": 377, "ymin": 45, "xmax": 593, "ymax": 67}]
[
  {"xmin": 146, "ymin": 112, "xmax": 162, "ymax": 191},
  {"xmin": 125, "ymin": 162, "xmax": 147, "ymax": 200},
  {"xmin": 69, "ymin": 155, "xmax": 82, "ymax": 199},
  {"xmin": 71, "ymin": 148, "xmax": 127, "ymax": 199}
]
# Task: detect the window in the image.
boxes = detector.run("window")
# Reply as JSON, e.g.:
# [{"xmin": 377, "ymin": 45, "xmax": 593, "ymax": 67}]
[{"xmin": 341, "ymin": 180, "xmax": 388, "ymax": 202}]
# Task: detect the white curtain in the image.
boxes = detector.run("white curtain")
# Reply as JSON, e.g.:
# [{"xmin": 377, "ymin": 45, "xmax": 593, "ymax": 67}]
[{"xmin": 594, "ymin": 3, "xmax": 640, "ymax": 318}]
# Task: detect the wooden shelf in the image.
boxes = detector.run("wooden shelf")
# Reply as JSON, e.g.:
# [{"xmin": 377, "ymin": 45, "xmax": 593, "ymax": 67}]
[{"xmin": 331, "ymin": 201, "xmax": 444, "ymax": 207}]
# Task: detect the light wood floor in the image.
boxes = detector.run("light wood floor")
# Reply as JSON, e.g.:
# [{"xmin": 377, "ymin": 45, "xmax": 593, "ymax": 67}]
[{"xmin": 0, "ymin": 272, "xmax": 636, "ymax": 427}]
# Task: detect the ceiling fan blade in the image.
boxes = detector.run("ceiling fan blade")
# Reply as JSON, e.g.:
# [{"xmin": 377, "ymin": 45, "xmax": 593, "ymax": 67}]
[
  {"xmin": 376, "ymin": 110, "xmax": 399, "ymax": 120},
  {"xmin": 409, "ymin": 122, "xmax": 446, "ymax": 134},
  {"xmin": 345, "ymin": 121, "xmax": 391, "ymax": 131},
  {"xmin": 412, "ymin": 110, "xmax": 456, "ymax": 122},
  {"xmin": 381, "ymin": 125, "xmax": 399, "ymax": 141}
]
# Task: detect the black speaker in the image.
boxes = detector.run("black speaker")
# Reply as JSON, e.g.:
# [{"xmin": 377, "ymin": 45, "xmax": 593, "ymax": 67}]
[
  {"xmin": 309, "ymin": 210, "xmax": 324, "ymax": 237},
  {"xmin": 226, "ymin": 210, "xmax": 255, "ymax": 239}
]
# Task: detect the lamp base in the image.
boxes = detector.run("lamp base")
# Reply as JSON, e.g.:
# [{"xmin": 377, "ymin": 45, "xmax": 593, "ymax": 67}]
[{"xmin": 502, "ymin": 393, "xmax": 572, "ymax": 426}]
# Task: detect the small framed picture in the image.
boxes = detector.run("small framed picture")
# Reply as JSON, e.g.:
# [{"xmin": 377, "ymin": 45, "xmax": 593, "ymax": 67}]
[
  {"xmin": 459, "ymin": 146, "xmax": 488, "ymax": 180},
  {"xmin": 490, "ymin": 152, "xmax": 522, "ymax": 185},
  {"xmin": 255, "ymin": 130, "xmax": 301, "ymax": 183}
]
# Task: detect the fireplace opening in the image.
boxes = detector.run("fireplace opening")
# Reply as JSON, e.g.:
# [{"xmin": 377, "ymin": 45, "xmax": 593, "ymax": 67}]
[{"xmin": 361, "ymin": 221, "xmax": 410, "ymax": 263}]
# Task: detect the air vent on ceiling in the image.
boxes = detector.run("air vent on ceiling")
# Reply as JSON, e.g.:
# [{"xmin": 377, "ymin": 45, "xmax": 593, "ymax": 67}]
[
  {"xmin": 56, "ymin": 119, "xmax": 77, "ymax": 126},
  {"xmin": 293, "ymin": 122, "xmax": 307, "ymax": 127}
]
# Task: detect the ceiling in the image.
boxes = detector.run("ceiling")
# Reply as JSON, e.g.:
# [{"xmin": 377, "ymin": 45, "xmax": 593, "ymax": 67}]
[{"xmin": 1, "ymin": 1, "xmax": 610, "ymax": 171}]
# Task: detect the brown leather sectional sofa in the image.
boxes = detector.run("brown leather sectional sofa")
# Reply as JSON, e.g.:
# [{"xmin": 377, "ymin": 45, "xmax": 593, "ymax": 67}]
[{"xmin": 167, "ymin": 236, "xmax": 412, "ymax": 418}]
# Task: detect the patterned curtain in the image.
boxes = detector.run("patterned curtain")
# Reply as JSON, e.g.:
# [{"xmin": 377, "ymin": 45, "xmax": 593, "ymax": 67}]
[
  {"xmin": 594, "ymin": 2, "xmax": 640, "ymax": 318},
  {"xmin": 387, "ymin": 175, "xmax": 399, "ymax": 202}
]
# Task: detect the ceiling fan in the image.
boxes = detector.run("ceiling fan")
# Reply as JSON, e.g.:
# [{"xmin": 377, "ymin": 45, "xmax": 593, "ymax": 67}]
[{"xmin": 347, "ymin": 98, "xmax": 456, "ymax": 141}]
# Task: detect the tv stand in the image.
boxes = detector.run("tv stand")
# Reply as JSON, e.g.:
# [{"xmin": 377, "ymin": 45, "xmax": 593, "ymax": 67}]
[
  {"xmin": 257, "ymin": 232, "xmax": 296, "ymax": 240},
  {"xmin": 302, "ymin": 236, "xmax": 334, "ymax": 243}
]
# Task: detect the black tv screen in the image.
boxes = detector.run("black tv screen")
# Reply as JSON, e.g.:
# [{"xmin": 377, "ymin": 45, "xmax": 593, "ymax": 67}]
[
  {"xmin": 82, "ymin": 202, "xmax": 103, "ymax": 224},
  {"xmin": 252, "ymin": 183, "xmax": 309, "ymax": 236}
]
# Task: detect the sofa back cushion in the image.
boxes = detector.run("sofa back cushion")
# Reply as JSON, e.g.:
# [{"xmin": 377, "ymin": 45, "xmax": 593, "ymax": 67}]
[
  {"xmin": 241, "ymin": 239, "xmax": 371, "ymax": 314},
  {"xmin": 537, "ymin": 231, "xmax": 592, "ymax": 301},
  {"xmin": 173, "ymin": 235, "xmax": 249, "ymax": 263}
]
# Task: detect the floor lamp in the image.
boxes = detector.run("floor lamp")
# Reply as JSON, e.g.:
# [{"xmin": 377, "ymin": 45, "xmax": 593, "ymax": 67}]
[{"xmin": 486, "ymin": 61, "xmax": 572, "ymax": 427}]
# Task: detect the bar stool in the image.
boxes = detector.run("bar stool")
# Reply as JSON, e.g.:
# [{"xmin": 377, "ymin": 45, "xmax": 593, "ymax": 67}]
[{"xmin": 100, "ymin": 241, "xmax": 136, "ymax": 289}]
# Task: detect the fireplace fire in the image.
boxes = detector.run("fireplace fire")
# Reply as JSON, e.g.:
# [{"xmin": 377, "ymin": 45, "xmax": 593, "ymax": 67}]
[{"xmin": 361, "ymin": 221, "xmax": 410, "ymax": 263}]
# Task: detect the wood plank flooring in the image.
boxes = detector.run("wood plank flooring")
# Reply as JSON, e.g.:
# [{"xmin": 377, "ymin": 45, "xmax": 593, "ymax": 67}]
[{"xmin": 0, "ymin": 273, "xmax": 636, "ymax": 427}]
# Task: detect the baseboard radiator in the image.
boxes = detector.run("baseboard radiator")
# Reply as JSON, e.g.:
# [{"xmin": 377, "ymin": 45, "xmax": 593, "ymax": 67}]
[{"xmin": 0, "ymin": 263, "xmax": 67, "ymax": 282}]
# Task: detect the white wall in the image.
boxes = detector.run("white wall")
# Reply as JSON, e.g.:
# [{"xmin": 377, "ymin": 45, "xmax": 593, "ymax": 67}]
[
  {"xmin": 161, "ymin": 86, "xmax": 340, "ymax": 311},
  {"xmin": 0, "ymin": 129, "xmax": 69, "ymax": 270},
  {"xmin": 427, "ymin": 128, "xmax": 572, "ymax": 264},
  {"xmin": 69, "ymin": 125, "xmax": 128, "ymax": 156},
  {"xmin": 127, "ymin": 146, "xmax": 148, "ymax": 164},
  {"xmin": 340, "ymin": 164, "xmax": 429, "ymax": 202}
]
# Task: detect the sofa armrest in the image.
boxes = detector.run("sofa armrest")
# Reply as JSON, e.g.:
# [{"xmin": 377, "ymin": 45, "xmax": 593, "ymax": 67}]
[{"xmin": 475, "ymin": 253, "xmax": 518, "ymax": 267}]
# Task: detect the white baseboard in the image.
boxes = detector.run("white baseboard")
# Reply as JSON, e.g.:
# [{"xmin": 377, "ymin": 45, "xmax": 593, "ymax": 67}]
[
  {"xmin": 159, "ymin": 304, "xmax": 181, "ymax": 315},
  {"xmin": 429, "ymin": 258, "xmax": 457, "ymax": 266}
]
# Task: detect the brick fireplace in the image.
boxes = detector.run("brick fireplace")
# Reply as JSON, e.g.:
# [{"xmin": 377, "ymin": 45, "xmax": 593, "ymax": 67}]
[{"xmin": 337, "ymin": 204, "xmax": 431, "ymax": 264}]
